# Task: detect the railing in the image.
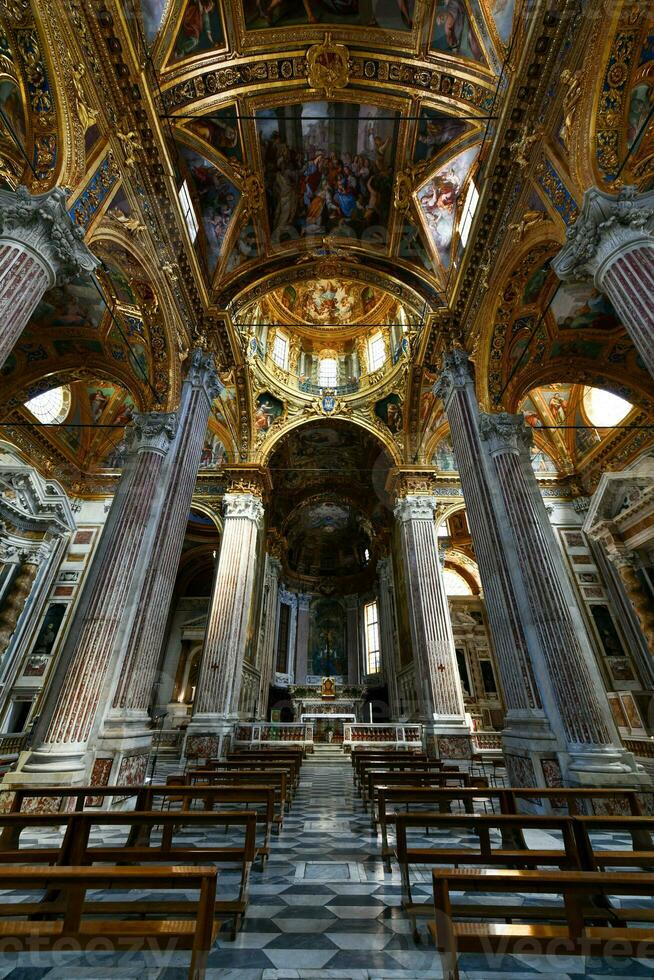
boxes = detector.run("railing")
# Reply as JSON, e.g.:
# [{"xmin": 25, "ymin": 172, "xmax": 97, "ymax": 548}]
[
  {"xmin": 0, "ymin": 732, "xmax": 28, "ymax": 756},
  {"xmin": 234, "ymin": 723, "xmax": 314, "ymax": 747},
  {"xmin": 343, "ymin": 724, "xmax": 422, "ymax": 748},
  {"xmin": 472, "ymin": 732, "xmax": 502, "ymax": 753},
  {"xmin": 298, "ymin": 379, "xmax": 359, "ymax": 396}
]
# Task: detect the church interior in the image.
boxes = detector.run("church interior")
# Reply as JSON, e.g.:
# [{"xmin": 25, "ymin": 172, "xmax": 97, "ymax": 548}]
[{"xmin": 1, "ymin": 0, "xmax": 654, "ymax": 976}]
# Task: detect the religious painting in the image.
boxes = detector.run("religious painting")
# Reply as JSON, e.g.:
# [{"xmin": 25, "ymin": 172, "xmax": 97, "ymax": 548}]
[
  {"xmin": 522, "ymin": 258, "xmax": 550, "ymax": 305},
  {"xmin": 59, "ymin": 397, "xmax": 83, "ymax": 453},
  {"xmin": 244, "ymin": 0, "xmax": 414, "ymax": 30},
  {"xmin": 539, "ymin": 385, "xmax": 570, "ymax": 425},
  {"xmin": 277, "ymin": 279, "xmax": 382, "ymax": 324},
  {"xmin": 100, "ymin": 258, "xmax": 138, "ymax": 307},
  {"xmin": 256, "ymin": 101, "xmax": 399, "ymax": 243},
  {"xmin": 414, "ymin": 109, "xmax": 469, "ymax": 165},
  {"xmin": 139, "ymin": 0, "xmax": 169, "ymax": 42},
  {"xmin": 551, "ymin": 283, "xmax": 621, "ymax": 331},
  {"xmin": 374, "ymin": 393, "xmax": 403, "ymax": 433},
  {"xmin": 177, "ymin": 144, "xmax": 240, "ymax": 275},
  {"xmin": 255, "ymin": 391, "xmax": 284, "ymax": 431},
  {"xmin": 627, "ymin": 83, "xmax": 653, "ymax": 149},
  {"xmin": 173, "ymin": 0, "xmax": 224, "ymax": 60},
  {"xmin": 101, "ymin": 442, "xmax": 126, "ymax": 469},
  {"xmin": 88, "ymin": 384, "xmax": 115, "ymax": 423},
  {"xmin": 185, "ymin": 108, "xmax": 243, "ymax": 161},
  {"xmin": 0, "ymin": 79, "xmax": 26, "ymax": 147},
  {"xmin": 486, "ymin": 0, "xmax": 515, "ymax": 45},
  {"xmin": 309, "ymin": 598, "xmax": 347, "ymax": 677},
  {"xmin": 398, "ymin": 221, "xmax": 434, "ymax": 273},
  {"xmin": 574, "ymin": 405, "xmax": 601, "ymax": 456},
  {"xmin": 199, "ymin": 431, "xmax": 226, "ymax": 469},
  {"xmin": 28, "ymin": 277, "xmax": 105, "ymax": 331},
  {"xmin": 430, "ymin": 0, "xmax": 485, "ymax": 64},
  {"xmin": 417, "ymin": 143, "xmax": 480, "ymax": 270},
  {"xmin": 520, "ymin": 396, "xmax": 542, "ymax": 428},
  {"xmin": 26, "ymin": 603, "xmax": 67, "ymax": 663},
  {"xmin": 590, "ymin": 604, "xmax": 625, "ymax": 657},
  {"xmin": 305, "ymin": 501, "xmax": 350, "ymax": 531},
  {"xmin": 224, "ymin": 220, "xmax": 261, "ymax": 273},
  {"xmin": 433, "ymin": 435, "xmax": 457, "ymax": 471},
  {"xmin": 530, "ymin": 447, "xmax": 558, "ymax": 475},
  {"xmin": 52, "ymin": 338, "xmax": 103, "ymax": 359}
]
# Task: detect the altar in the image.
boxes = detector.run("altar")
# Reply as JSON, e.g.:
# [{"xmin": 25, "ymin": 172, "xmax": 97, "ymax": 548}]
[{"xmin": 290, "ymin": 679, "xmax": 364, "ymax": 742}]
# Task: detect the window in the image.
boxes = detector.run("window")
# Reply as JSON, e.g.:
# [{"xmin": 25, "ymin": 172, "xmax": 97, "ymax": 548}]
[
  {"xmin": 178, "ymin": 180, "xmax": 198, "ymax": 242},
  {"xmin": 459, "ymin": 180, "xmax": 479, "ymax": 248},
  {"xmin": 24, "ymin": 385, "xmax": 71, "ymax": 425},
  {"xmin": 368, "ymin": 333, "xmax": 386, "ymax": 372},
  {"xmin": 443, "ymin": 568, "xmax": 473, "ymax": 596},
  {"xmin": 582, "ymin": 386, "xmax": 632, "ymax": 428},
  {"xmin": 364, "ymin": 600, "xmax": 381, "ymax": 675},
  {"xmin": 276, "ymin": 603, "xmax": 291, "ymax": 674},
  {"xmin": 318, "ymin": 357, "xmax": 338, "ymax": 388},
  {"xmin": 272, "ymin": 332, "xmax": 289, "ymax": 369}
]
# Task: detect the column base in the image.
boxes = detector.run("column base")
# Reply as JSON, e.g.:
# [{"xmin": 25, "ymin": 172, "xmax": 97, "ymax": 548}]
[
  {"xmin": 423, "ymin": 718, "xmax": 471, "ymax": 760},
  {"xmin": 563, "ymin": 744, "xmax": 651, "ymax": 789},
  {"xmin": 184, "ymin": 714, "xmax": 236, "ymax": 761},
  {"xmin": 2, "ymin": 743, "xmax": 91, "ymax": 798}
]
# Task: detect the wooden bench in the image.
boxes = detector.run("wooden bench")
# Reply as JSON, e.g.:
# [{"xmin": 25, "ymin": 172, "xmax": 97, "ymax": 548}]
[
  {"xmin": 226, "ymin": 752, "xmax": 302, "ymax": 792},
  {"xmin": 191, "ymin": 763, "xmax": 293, "ymax": 806},
  {"xmin": 366, "ymin": 769, "xmax": 468, "ymax": 823},
  {"xmin": 395, "ymin": 812, "xmax": 579, "ymax": 938},
  {"xmin": 357, "ymin": 756, "xmax": 434, "ymax": 797},
  {"xmin": 429, "ymin": 868, "xmax": 654, "ymax": 980},
  {"xmin": 353, "ymin": 752, "xmax": 428, "ymax": 792},
  {"xmin": 572, "ymin": 815, "xmax": 654, "ymax": 872},
  {"xmin": 188, "ymin": 768, "xmax": 288, "ymax": 826},
  {"xmin": 0, "ymin": 865, "xmax": 218, "ymax": 979}
]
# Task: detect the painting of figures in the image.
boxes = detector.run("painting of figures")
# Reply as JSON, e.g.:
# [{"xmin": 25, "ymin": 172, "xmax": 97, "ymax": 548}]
[
  {"xmin": 255, "ymin": 392, "xmax": 284, "ymax": 431},
  {"xmin": 244, "ymin": 0, "xmax": 414, "ymax": 30},
  {"xmin": 29, "ymin": 277, "xmax": 105, "ymax": 331},
  {"xmin": 551, "ymin": 283, "xmax": 621, "ymax": 331},
  {"xmin": 414, "ymin": 110, "xmax": 469, "ymax": 165},
  {"xmin": 177, "ymin": 144, "xmax": 240, "ymax": 275},
  {"xmin": 186, "ymin": 109, "xmax": 242, "ymax": 161},
  {"xmin": 487, "ymin": 0, "xmax": 515, "ymax": 45},
  {"xmin": 199, "ymin": 431, "xmax": 226, "ymax": 469},
  {"xmin": 309, "ymin": 598, "xmax": 347, "ymax": 677},
  {"xmin": 256, "ymin": 101, "xmax": 399, "ymax": 243},
  {"xmin": 139, "ymin": 0, "xmax": 168, "ymax": 42},
  {"xmin": 374, "ymin": 393, "xmax": 403, "ymax": 433},
  {"xmin": 433, "ymin": 435, "xmax": 457, "ymax": 471},
  {"xmin": 417, "ymin": 144, "xmax": 480, "ymax": 269},
  {"xmin": 0, "ymin": 79, "xmax": 26, "ymax": 146},
  {"xmin": 173, "ymin": 0, "xmax": 224, "ymax": 60},
  {"xmin": 431, "ymin": 0, "xmax": 485, "ymax": 63},
  {"xmin": 277, "ymin": 279, "xmax": 382, "ymax": 324}
]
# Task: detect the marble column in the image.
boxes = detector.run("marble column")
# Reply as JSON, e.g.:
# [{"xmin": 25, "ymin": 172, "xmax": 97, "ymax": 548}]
[
  {"xmin": 9, "ymin": 412, "xmax": 177, "ymax": 787},
  {"xmin": 553, "ymin": 185, "xmax": 654, "ymax": 379},
  {"xmin": 104, "ymin": 352, "xmax": 222, "ymax": 750},
  {"xmin": 0, "ymin": 186, "xmax": 97, "ymax": 369},
  {"xmin": 393, "ymin": 494, "xmax": 468, "ymax": 752},
  {"xmin": 377, "ymin": 556, "xmax": 401, "ymax": 719},
  {"xmin": 345, "ymin": 595, "xmax": 360, "ymax": 685},
  {"xmin": 479, "ymin": 411, "xmax": 642, "ymax": 785},
  {"xmin": 590, "ymin": 520, "xmax": 654, "ymax": 657},
  {"xmin": 295, "ymin": 594, "xmax": 311, "ymax": 683},
  {"xmin": 186, "ymin": 492, "xmax": 264, "ymax": 757},
  {"xmin": 255, "ymin": 554, "xmax": 282, "ymax": 718}
]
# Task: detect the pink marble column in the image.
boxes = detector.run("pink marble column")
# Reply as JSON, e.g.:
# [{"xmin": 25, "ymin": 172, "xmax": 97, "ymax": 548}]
[
  {"xmin": 186, "ymin": 492, "xmax": 264, "ymax": 757},
  {"xmin": 107, "ymin": 351, "xmax": 222, "ymax": 734},
  {"xmin": 479, "ymin": 410, "xmax": 643, "ymax": 786},
  {"xmin": 394, "ymin": 494, "xmax": 468, "ymax": 747},
  {"xmin": 553, "ymin": 185, "xmax": 654, "ymax": 380},
  {"xmin": 11, "ymin": 412, "xmax": 176, "ymax": 786},
  {"xmin": 0, "ymin": 186, "xmax": 97, "ymax": 368}
]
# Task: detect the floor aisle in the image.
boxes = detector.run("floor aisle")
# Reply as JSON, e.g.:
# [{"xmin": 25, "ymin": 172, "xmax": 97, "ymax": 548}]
[{"xmin": 0, "ymin": 751, "xmax": 651, "ymax": 978}]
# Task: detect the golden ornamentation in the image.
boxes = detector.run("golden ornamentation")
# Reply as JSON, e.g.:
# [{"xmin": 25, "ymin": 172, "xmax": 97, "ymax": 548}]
[
  {"xmin": 306, "ymin": 33, "xmax": 350, "ymax": 98},
  {"xmin": 508, "ymin": 209, "xmax": 546, "ymax": 241},
  {"xmin": 559, "ymin": 69, "xmax": 582, "ymax": 152},
  {"xmin": 393, "ymin": 168, "xmax": 415, "ymax": 215},
  {"xmin": 509, "ymin": 127, "xmax": 542, "ymax": 169},
  {"xmin": 116, "ymin": 130, "xmax": 142, "ymax": 168},
  {"xmin": 71, "ymin": 64, "xmax": 98, "ymax": 134},
  {"xmin": 107, "ymin": 208, "xmax": 145, "ymax": 235}
]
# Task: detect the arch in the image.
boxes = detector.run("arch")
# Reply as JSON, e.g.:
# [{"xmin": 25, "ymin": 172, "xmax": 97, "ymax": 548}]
[
  {"xmin": 259, "ymin": 413, "xmax": 402, "ymax": 468},
  {"xmin": 187, "ymin": 502, "xmax": 223, "ymax": 535}
]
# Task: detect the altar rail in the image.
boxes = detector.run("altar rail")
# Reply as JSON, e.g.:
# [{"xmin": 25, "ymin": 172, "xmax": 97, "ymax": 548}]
[
  {"xmin": 343, "ymin": 724, "xmax": 423, "ymax": 749},
  {"xmin": 234, "ymin": 723, "xmax": 314, "ymax": 750}
]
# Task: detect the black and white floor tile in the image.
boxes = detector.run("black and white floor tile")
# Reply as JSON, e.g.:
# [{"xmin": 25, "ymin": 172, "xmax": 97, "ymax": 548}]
[{"xmin": 0, "ymin": 752, "xmax": 652, "ymax": 979}]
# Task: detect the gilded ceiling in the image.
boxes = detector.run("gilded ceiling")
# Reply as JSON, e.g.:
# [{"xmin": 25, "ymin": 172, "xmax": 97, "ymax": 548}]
[{"xmin": 0, "ymin": 0, "xmax": 653, "ymax": 500}]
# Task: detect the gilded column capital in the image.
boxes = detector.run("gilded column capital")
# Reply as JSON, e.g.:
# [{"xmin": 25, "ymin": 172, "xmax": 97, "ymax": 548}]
[
  {"xmin": 185, "ymin": 348, "xmax": 223, "ymax": 402},
  {"xmin": 433, "ymin": 347, "xmax": 474, "ymax": 405},
  {"xmin": 552, "ymin": 185, "xmax": 654, "ymax": 286},
  {"xmin": 394, "ymin": 494, "xmax": 437, "ymax": 524},
  {"xmin": 223, "ymin": 492, "xmax": 264, "ymax": 527},
  {"xmin": 124, "ymin": 411, "xmax": 177, "ymax": 456},
  {"xmin": 0, "ymin": 185, "xmax": 98, "ymax": 286},
  {"xmin": 479, "ymin": 411, "xmax": 532, "ymax": 456}
]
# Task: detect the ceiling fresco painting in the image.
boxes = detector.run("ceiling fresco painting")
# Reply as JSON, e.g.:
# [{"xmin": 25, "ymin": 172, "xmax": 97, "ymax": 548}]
[
  {"xmin": 483, "ymin": 0, "xmax": 516, "ymax": 46},
  {"xmin": 256, "ymin": 100, "xmax": 399, "ymax": 244},
  {"xmin": 27, "ymin": 278, "xmax": 105, "ymax": 331},
  {"xmin": 173, "ymin": 0, "xmax": 225, "ymax": 60},
  {"xmin": 275, "ymin": 279, "xmax": 384, "ymax": 325},
  {"xmin": 430, "ymin": 0, "xmax": 486, "ymax": 65},
  {"xmin": 243, "ymin": 0, "xmax": 415, "ymax": 31},
  {"xmin": 139, "ymin": 0, "xmax": 169, "ymax": 43},
  {"xmin": 413, "ymin": 110, "xmax": 471, "ymax": 166},
  {"xmin": 176, "ymin": 142, "xmax": 241, "ymax": 276},
  {"xmin": 416, "ymin": 142, "xmax": 481, "ymax": 278},
  {"xmin": 550, "ymin": 283, "xmax": 622, "ymax": 332},
  {"xmin": 0, "ymin": 78, "xmax": 26, "ymax": 147},
  {"xmin": 182, "ymin": 109, "xmax": 243, "ymax": 163}
]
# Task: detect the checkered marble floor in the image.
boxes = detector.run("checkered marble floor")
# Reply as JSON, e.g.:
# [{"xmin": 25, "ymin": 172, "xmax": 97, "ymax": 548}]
[{"xmin": 0, "ymin": 753, "xmax": 652, "ymax": 979}]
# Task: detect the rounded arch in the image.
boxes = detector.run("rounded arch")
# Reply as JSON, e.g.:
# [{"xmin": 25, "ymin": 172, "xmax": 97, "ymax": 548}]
[
  {"xmin": 505, "ymin": 359, "xmax": 654, "ymax": 416},
  {"xmin": 258, "ymin": 413, "xmax": 402, "ymax": 468},
  {"xmin": 0, "ymin": 361, "xmax": 146, "ymax": 414},
  {"xmin": 187, "ymin": 502, "xmax": 223, "ymax": 535}
]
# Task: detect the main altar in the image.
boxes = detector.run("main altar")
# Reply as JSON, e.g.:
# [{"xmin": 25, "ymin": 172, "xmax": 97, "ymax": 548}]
[{"xmin": 290, "ymin": 679, "xmax": 364, "ymax": 741}]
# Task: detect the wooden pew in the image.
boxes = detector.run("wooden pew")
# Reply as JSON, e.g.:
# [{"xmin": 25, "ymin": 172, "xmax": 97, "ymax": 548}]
[
  {"xmin": 429, "ymin": 868, "xmax": 654, "ymax": 980},
  {"xmin": 395, "ymin": 811, "xmax": 579, "ymax": 938},
  {"xmin": 188, "ymin": 769, "xmax": 288, "ymax": 827},
  {"xmin": 366, "ymin": 769, "xmax": 468, "ymax": 823},
  {"xmin": 0, "ymin": 865, "xmax": 218, "ymax": 980},
  {"xmin": 226, "ymin": 752, "xmax": 302, "ymax": 792},
  {"xmin": 192, "ymin": 762, "xmax": 293, "ymax": 805},
  {"xmin": 356, "ymin": 755, "xmax": 433, "ymax": 796},
  {"xmin": 572, "ymin": 814, "xmax": 654, "ymax": 872},
  {"xmin": 353, "ymin": 752, "xmax": 428, "ymax": 792}
]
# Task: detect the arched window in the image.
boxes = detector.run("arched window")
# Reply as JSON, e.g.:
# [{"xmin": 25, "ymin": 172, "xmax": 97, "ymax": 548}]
[
  {"xmin": 367, "ymin": 332, "xmax": 386, "ymax": 371},
  {"xmin": 318, "ymin": 357, "xmax": 338, "ymax": 388},
  {"xmin": 443, "ymin": 567, "xmax": 473, "ymax": 596},
  {"xmin": 582, "ymin": 386, "xmax": 632, "ymax": 427},
  {"xmin": 24, "ymin": 386, "xmax": 71, "ymax": 425},
  {"xmin": 272, "ymin": 331, "xmax": 289, "ymax": 370}
]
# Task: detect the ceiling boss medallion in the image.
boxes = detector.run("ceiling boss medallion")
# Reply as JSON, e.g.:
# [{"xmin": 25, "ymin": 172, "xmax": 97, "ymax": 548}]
[{"xmin": 306, "ymin": 33, "xmax": 350, "ymax": 98}]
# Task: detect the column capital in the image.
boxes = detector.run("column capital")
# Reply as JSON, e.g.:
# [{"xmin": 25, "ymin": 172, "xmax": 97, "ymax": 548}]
[
  {"xmin": 223, "ymin": 492, "xmax": 264, "ymax": 527},
  {"xmin": 479, "ymin": 411, "xmax": 532, "ymax": 456},
  {"xmin": 185, "ymin": 348, "xmax": 223, "ymax": 402},
  {"xmin": 552, "ymin": 184, "xmax": 654, "ymax": 285},
  {"xmin": 124, "ymin": 411, "xmax": 177, "ymax": 456},
  {"xmin": 433, "ymin": 347, "xmax": 474, "ymax": 405},
  {"xmin": 0, "ymin": 185, "xmax": 98, "ymax": 286},
  {"xmin": 394, "ymin": 494, "xmax": 437, "ymax": 523}
]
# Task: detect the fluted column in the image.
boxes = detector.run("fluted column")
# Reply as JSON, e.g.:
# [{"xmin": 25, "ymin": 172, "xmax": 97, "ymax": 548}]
[
  {"xmin": 0, "ymin": 186, "xmax": 97, "ymax": 369},
  {"xmin": 553, "ymin": 185, "xmax": 654, "ymax": 379},
  {"xmin": 105, "ymin": 351, "xmax": 222, "ymax": 739},
  {"xmin": 478, "ymin": 410, "xmax": 642, "ymax": 785},
  {"xmin": 256, "ymin": 554, "xmax": 282, "ymax": 719},
  {"xmin": 344, "ymin": 595, "xmax": 360, "ymax": 684},
  {"xmin": 377, "ymin": 556, "xmax": 401, "ymax": 719},
  {"xmin": 10, "ymin": 412, "xmax": 176, "ymax": 786},
  {"xmin": 186, "ymin": 492, "xmax": 264, "ymax": 755},
  {"xmin": 590, "ymin": 520, "xmax": 654, "ymax": 658},
  {"xmin": 393, "ymin": 494, "xmax": 468, "ymax": 749},
  {"xmin": 295, "ymin": 594, "xmax": 311, "ymax": 683}
]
